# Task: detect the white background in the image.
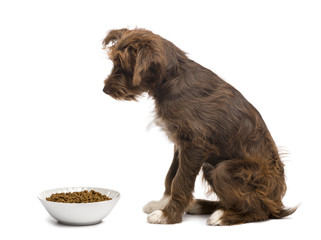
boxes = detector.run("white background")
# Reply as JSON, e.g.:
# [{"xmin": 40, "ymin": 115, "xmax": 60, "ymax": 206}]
[{"xmin": 0, "ymin": 0, "xmax": 320, "ymax": 239}]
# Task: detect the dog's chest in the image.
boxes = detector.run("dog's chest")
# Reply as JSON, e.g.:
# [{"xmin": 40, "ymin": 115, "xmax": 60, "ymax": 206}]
[
  {"xmin": 154, "ymin": 116, "xmax": 172, "ymax": 137},
  {"xmin": 154, "ymin": 113, "xmax": 189, "ymax": 144},
  {"xmin": 153, "ymin": 100, "xmax": 200, "ymax": 143}
]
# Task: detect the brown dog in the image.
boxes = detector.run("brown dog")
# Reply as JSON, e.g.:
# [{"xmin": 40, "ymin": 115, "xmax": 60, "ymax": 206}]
[{"xmin": 102, "ymin": 28, "xmax": 296, "ymax": 225}]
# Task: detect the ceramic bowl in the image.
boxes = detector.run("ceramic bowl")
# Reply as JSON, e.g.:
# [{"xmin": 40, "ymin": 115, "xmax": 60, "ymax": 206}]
[{"xmin": 38, "ymin": 187, "xmax": 120, "ymax": 225}]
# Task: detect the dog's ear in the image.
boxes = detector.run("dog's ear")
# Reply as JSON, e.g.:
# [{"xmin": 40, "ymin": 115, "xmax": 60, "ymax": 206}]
[
  {"xmin": 133, "ymin": 45, "xmax": 166, "ymax": 86},
  {"xmin": 102, "ymin": 28, "xmax": 128, "ymax": 47}
]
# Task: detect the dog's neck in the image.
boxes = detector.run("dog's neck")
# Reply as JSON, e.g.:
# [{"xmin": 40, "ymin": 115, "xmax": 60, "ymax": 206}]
[{"xmin": 149, "ymin": 59, "xmax": 198, "ymax": 104}]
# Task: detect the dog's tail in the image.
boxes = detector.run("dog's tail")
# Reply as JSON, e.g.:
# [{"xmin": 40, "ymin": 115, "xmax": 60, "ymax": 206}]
[{"xmin": 269, "ymin": 204, "xmax": 299, "ymax": 219}]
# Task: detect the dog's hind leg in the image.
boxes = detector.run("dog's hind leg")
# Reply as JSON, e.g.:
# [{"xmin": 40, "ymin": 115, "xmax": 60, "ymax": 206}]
[
  {"xmin": 202, "ymin": 159, "xmax": 294, "ymax": 225},
  {"xmin": 202, "ymin": 160, "xmax": 270, "ymax": 225},
  {"xmin": 143, "ymin": 146, "xmax": 179, "ymax": 214},
  {"xmin": 186, "ymin": 199, "xmax": 220, "ymax": 215}
]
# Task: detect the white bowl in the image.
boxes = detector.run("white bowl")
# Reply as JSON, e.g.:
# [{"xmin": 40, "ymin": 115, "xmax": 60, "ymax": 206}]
[{"xmin": 38, "ymin": 187, "xmax": 120, "ymax": 225}]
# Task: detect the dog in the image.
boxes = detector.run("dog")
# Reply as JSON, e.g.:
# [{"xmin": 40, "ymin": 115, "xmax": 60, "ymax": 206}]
[{"xmin": 102, "ymin": 28, "xmax": 297, "ymax": 225}]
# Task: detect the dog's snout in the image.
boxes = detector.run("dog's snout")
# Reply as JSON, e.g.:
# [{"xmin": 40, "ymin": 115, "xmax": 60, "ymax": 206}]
[{"xmin": 103, "ymin": 85, "xmax": 111, "ymax": 95}]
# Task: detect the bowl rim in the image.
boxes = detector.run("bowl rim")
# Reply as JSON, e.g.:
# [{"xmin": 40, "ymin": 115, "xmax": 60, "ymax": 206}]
[{"xmin": 38, "ymin": 186, "xmax": 120, "ymax": 205}]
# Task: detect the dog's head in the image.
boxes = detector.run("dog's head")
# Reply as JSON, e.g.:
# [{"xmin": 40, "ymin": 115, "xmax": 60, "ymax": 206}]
[{"xmin": 102, "ymin": 28, "xmax": 167, "ymax": 100}]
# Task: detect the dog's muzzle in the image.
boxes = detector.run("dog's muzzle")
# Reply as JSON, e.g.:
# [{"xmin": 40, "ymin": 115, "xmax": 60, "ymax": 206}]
[{"xmin": 103, "ymin": 85, "xmax": 111, "ymax": 95}]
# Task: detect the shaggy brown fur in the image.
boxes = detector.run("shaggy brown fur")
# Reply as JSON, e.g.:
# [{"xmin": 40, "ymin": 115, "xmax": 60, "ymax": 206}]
[{"xmin": 102, "ymin": 28, "xmax": 297, "ymax": 225}]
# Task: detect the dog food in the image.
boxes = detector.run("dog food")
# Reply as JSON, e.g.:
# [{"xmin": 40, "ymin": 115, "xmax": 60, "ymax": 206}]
[{"xmin": 46, "ymin": 190, "xmax": 112, "ymax": 203}]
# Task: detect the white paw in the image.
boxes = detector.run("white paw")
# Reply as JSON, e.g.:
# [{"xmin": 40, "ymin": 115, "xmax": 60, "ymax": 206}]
[
  {"xmin": 143, "ymin": 195, "xmax": 170, "ymax": 214},
  {"xmin": 207, "ymin": 209, "xmax": 224, "ymax": 226},
  {"xmin": 147, "ymin": 210, "xmax": 167, "ymax": 224}
]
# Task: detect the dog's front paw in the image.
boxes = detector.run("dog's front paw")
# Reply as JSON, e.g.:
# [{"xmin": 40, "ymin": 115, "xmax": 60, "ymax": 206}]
[
  {"xmin": 147, "ymin": 210, "xmax": 168, "ymax": 224},
  {"xmin": 143, "ymin": 201, "xmax": 162, "ymax": 214},
  {"xmin": 143, "ymin": 196, "xmax": 170, "ymax": 214},
  {"xmin": 147, "ymin": 210, "xmax": 182, "ymax": 224}
]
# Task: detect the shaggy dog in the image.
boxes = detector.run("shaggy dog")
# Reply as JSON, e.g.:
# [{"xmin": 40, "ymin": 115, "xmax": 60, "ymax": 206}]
[{"xmin": 102, "ymin": 28, "xmax": 296, "ymax": 225}]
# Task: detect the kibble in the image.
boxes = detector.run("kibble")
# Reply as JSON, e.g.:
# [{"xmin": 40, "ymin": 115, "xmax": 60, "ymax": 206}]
[{"xmin": 46, "ymin": 190, "xmax": 112, "ymax": 203}]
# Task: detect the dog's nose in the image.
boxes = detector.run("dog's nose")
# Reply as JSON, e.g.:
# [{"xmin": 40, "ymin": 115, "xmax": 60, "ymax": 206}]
[{"xmin": 103, "ymin": 85, "xmax": 111, "ymax": 95}]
